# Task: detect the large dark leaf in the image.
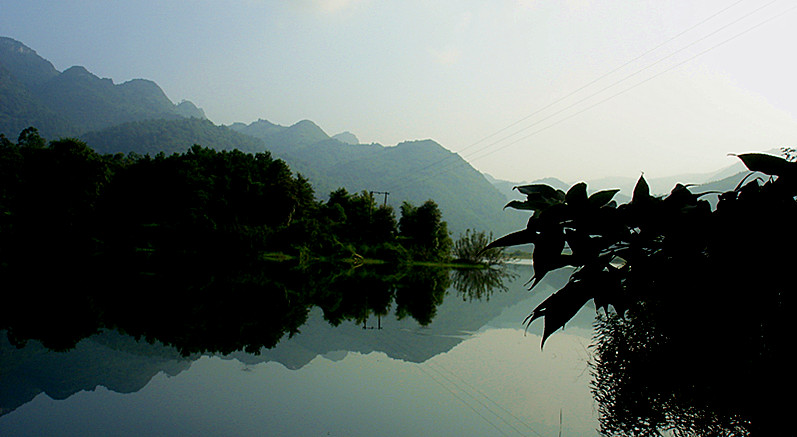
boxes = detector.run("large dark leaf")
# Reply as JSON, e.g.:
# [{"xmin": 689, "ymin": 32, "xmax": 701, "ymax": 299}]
[
  {"xmin": 514, "ymin": 184, "xmax": 566, "ymax": 202},
  {"xmin": 735, "ymin": 153, "xmax": 793, "ymax": 176},
  {"xmin": 632, "ymin": 174, "xmax": 650, "ymax": 204},
  {"xmin": 588, "ymin": 189, "xmax": 620, "ymax": 207},
  {"xmin": 503, "ymin": 200, "xmax": 536, "ymax": 211},
  {"xmin": 504, "ymin": 195, "xmax": 562, "ymax": 212},
  {"xmin": 483, "ymin": 228, "xmax": 537, "ymax": 251},
  {"xmin": 566, "ymin": 182, "xmax": 588, "ymax": 206},
  {"xmin": 590, "ymin": 265, "xmax": 626, "ymax": 315},
  {"xmin": 524, "ymin": 279, "xmax": 592, "ymax": 348},
  {"xmin": 528, "ymin": 229, "xmax": 568, "ymax": 288},
  {"xmin": 664, "ymin": 183, "xmax": 696, "ymax": 209}
]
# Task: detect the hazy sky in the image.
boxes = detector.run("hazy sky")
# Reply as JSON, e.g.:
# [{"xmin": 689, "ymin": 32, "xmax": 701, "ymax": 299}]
[{"xmin": 2, "ymin": 0, "xmax": 797, "ymax": 181}]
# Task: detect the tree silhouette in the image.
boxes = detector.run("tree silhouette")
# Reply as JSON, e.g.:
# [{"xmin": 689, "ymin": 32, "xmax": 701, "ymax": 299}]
[{"xmin": 489, "ymin": 152, "xmax": 796, "ymax": 435}]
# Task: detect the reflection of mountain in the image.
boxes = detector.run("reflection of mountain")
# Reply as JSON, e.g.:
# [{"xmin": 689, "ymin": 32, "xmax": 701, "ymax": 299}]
[
  {"xmin": 0, "ymin": 331, "xmax": 192, "ymax": 417},
  {"xmin": 228, "ymin": 265, "xmax": 575, "ymax": 369},
  {"xmin": 0, "ymin": 265, "xmax": 585, "ymax": 416},
  {"xmin": 0, "ymin": 266, "xmax": 592, "ymax": 415}
]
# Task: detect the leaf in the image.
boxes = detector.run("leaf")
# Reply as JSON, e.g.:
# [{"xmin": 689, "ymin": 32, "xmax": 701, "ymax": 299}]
[
  {"xmin": 734, "ymin": 153, "xmax": 793, "ymax": 176},
  {"xmin": 588, "ymin": 189, "xmax": 620, "ymax": 207},
  {"xmin": 664, "ymin": 183, "xmax": 696, "ymax": 208},
  {"xmin": 514, "ymin": 184, "xmax": 565, "ymax": 202},
  {"xmin": 528, "ymin": 230, "xmax": 568, "ymax": 288},
  {"xmin": 483, "ymin": 228, "xmax": 537, "ymax": 251},
  {"xmin": 632, "ymin": 174, "xmax": 650, "ymax": 203},
  {"xmin": 566, "ymin": 182, "xmax": 588, "ymax": 206},
  {"xmin": 504, "ymin": 195, "xmax": 562, "ymax": 212},
  {"xmin": 524, "ymin": 279, "xmax": 593, "ymax": 348},
  {"xmin": 503, "ymin": 200, "xmax": 535, "ymax": 211}
]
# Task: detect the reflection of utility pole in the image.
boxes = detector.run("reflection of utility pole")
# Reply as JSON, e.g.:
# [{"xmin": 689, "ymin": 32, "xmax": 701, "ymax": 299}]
[
  {"xmin": 364, "ymin": 190, "xmax": 389, "ymax": 332},
  {"xmin": 369, "ymin": 191, "xmax": 389, "ymax": 206},
  {"xmin": 362, "ymin": 295, "xmax": 383, "ymax": 330},
  {"xmin": 363, "ymin": 313, "xmax": 383, "ymax": 330}
]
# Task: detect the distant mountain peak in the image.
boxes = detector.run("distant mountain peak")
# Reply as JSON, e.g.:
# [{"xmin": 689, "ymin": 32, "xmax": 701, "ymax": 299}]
[
  {"xmin": 0, "ymin": 36, "xmax": 217, "ymax": 137},
  {"xmin": 175, "ymin": 100, "xmax": 206, "ymax": 119},
  {"xmin": 253, "ymin": 118, "xmax": 279, "ymax": 127},
  {"xmin": 395, "ymin": 139, "xmax": 449, "ymax": 152},
  {"xmin": 61, "ymin": 65, "xmax": 94, "ymax": 77},
  {"xmin": 281, "ymin": 120, "xmax": 329, "ymax": 146},
  {"xmin": 331, "ymin": 131, "xmax": 359, "ymax": 145},
  {"xmin": 0, "ymin": 36, "xmax": 34, "ymax": 54},
  {"xmin": 292, "ymin": 119, "xmax": 324, "ymax": 131},
  {"xmin": 0, "ymin": 36, "xmax": 59, "ymax": 88}
]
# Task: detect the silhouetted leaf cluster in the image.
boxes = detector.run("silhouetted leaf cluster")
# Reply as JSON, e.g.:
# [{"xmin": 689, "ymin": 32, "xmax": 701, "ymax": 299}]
[{"xmin": 493, "ymin": 152, "xmax": 797, "ymax": 435}]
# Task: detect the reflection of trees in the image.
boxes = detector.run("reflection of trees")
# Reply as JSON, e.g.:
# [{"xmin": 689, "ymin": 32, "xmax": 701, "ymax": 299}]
[
  {"xmin": 0, "ymin": 260, "xmax": 465, "ymax": 356},
  {"xmin": 0, "ymin": 132, "xmax": 484, "ymax": 356},
  {"xmin": 451, "ymin": 266, "xmax": 517, "ymax": 302},
  {"xmin": 592, "ymin": 308, "xmax": 755, "ymax": 437},
  {"xmin": 394, "ymin": 267, "xmax": 450, "ymax": 326}
]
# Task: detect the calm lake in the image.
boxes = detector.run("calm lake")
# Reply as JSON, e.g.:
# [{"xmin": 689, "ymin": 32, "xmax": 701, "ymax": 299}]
[{"xmin": 0, "ymin": 265, "xmax": 601, "ymax": 437}]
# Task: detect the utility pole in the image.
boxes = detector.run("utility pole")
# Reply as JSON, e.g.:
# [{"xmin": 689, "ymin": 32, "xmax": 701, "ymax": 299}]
[{"xmin": 369, "ymin": 191, "xmax": 389, "ymax": 206}]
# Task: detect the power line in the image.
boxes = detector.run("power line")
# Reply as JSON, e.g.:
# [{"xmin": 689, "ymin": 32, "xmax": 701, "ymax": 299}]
[
  {"xmin": 376, "ymin": 332, "xmax": 520, "ymax": 436},
  {"xmin": 467, "ymin": 2, "xmax": 797, "ymax": 164},
  {"xmin": 386, "ymin": 1, "xmax": 794, "ymax": 193},
  {"xmin": 463, "ymin": 0, "xmax": 780, "ymax": 162},
  {"xmin": 456, "ymin": 0, "xmax": 750, "ymax": 157},
  {"xmin": 384, "ymin": 0, "xmax": 757, "ymax": 192},
  {"xmin": 379, "ymin": 330, "xmax": 542, "ymax": 436}
]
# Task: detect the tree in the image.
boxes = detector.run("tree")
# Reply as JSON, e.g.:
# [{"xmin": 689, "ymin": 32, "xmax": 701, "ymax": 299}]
[
  {"xmin": 16, "ymin": 126, "xmax": 46, "ymax": 149},
  {"xmin": 398, "ymin": 200, "xmax": 452, "ymax": 262},
  {"xmin": 488, "ymin": 152, "xmax": 797, "ymax": 435},
  {"xmin": 452, "ymin": 229, "xmax": 507, "ymax": 265}
]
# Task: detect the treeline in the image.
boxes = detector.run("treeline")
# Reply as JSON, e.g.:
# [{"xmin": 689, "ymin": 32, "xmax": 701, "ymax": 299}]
[
  {"xmin": 0, "ymin": 127, "xmax": 462, "ymax": 352},
  {"xmin": 0, "ymin": 127, "xmax": 452, "ymax": 270}
]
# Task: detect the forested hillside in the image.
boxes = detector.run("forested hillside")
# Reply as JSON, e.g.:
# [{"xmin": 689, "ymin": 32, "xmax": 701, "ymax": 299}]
[
  {"xmin": 74, "ymin": 118, "xmax": 526, "ymax": 235},
  {"xmin": 0, "ymin": 37, "xmax": 204, "ymax": 138},
  {"xmin": 79, "ymin": 118, "xmax": 266, "ymax": 156},
  {"xmin": 231, "ymin": 119, "xmax": 527, "ymax": 235},
  {"xmin": 1, "ymin": 36, "xmax": 525, "ymax": 235}
]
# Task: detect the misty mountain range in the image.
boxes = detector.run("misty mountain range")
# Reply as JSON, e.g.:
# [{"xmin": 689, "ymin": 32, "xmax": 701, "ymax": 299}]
[{"xmin": 1, "ymin": 35, "xmax": 755, "ymax": 235}]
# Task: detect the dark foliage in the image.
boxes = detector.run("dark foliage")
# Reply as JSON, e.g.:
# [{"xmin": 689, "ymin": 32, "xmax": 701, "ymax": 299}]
[
  {"xmin": 490, "ymin": 153, "xmax": 797, "ymax": 435},
  {"xmin": 0, "ymin": 128, "xmax": 460, "ymax": 355}
]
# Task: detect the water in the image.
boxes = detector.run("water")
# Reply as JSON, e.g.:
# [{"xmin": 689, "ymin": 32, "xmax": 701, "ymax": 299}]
[{"xmin": 0, "ymin": 265, "xmax": 600, "ymax": 436}]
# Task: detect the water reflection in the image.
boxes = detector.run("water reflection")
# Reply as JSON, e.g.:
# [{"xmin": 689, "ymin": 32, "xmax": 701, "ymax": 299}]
[
  {"xmin": 0, "ymin": 263, "xmax": 522, "ymax": 412},
  {"xmin": 451, "ymin": 265, "xmax": 518, "ymax": 302},
  {"xmin": 0, "ymin": 265, "xmax": 600, "ymax": 436},
  {"xmin": 3, "ymin": 262, "xmax": 515, "ymax": 356}
]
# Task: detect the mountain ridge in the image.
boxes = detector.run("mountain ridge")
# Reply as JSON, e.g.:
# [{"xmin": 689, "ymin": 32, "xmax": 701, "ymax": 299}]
[{"xmin": 0, "ymin": 36, "xmax": 206, "ymax": 138}]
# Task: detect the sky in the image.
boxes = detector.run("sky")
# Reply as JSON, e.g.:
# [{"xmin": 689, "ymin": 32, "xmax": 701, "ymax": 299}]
[{"xmin": 2, "ymin": 0, "xmax": 797, "ymax": 182}]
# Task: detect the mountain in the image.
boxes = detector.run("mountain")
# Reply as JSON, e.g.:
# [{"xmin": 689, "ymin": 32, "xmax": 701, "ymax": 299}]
[
  {"xmin": 0, "ymin": 61, "xmax": 76, "ymax": 138},
  {"xmin": 331, "ymin": 131, "xmax": 359, "ymax": 145},
  {"xmin": 0, "ymin": 36, "xmax": 205, "ymax": 139},
  {"xmin": 82, "ymin": 116, "xmax": 527, "ymax": 235},
  {"xmin": 1, "ymin": 36, "xmax": 525, "ymax": 235},
  {"xmin": 175, "ymin": 100, "xmax": 206, "ymax": 119},
  {"xmin": 230, "ymin": 119, "xmax": 528, "ymax": 236},
  {"xmin": 0, "ymin": 37, "xmax": 59, "ymax": 89},
  {"xmin": 232, "ymin": 119, "xmax": 330, "ymax": 151},
  {"xmin": 79, "ymin": 117, "xmax": 266, "ymax": 156}
]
